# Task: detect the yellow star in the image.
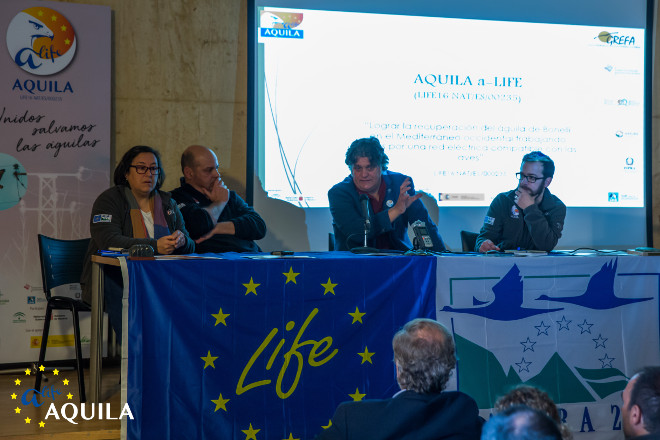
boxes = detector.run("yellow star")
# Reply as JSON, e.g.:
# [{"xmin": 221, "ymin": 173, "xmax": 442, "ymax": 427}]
[
  {"xmin": 61, "ymin": 25, "xmax": 67, "ymax": 31},
  {"xmin": 53, "ymin": 369, "xmax": 59, "ymax": 375},
  {"xmin": 201, "ymin": 351, "xmax": 219, "ymax": 369},
  {"xmin": 348, "ymin": 307, "xmax": 366, "ymax": 324},
  {"xmin": 321, "ymin": 419, "xmax": 332, "ymax": 429},
  {"xmin": 321, "ymin": 278, "xmax": 338, "ymax": 295},
  {"xmin": 283, "ymin": 434, "xmax": 299, "ymax": 440},
  {"xmin": 24, "ymin": 368, "xmax": 31, "ymax": 375},
  {"xmin": 348, "ymin": 387, "xmax": 366, "ymax": 401},
  {"xmin": 67, "ymin": 393, "xmax": 73, "ymax": 400},
  {"xmin": 14, "ymin": 407, "xmax": 21, "ymax": 414},
  {"xmin": 25, "ymin": 417, "xmax": 31, "ymax": 424},
  {"xmin": 51, "ymin": 15, "xmax": 57, "ymax": 22},
  {"xmin": 11, "ymin": 393, "xmax": 17, "ymax": 399},
  {"xmin": 212, "ymin": 393, "xmax": 230, "ymax": 412},
  {"xmin": 14, "ymin": 378, "xmax": 21, "ymax": 386},
  {"xmin": 212, "ymin": 308, "xmax": 230, "ymax": 326},
  {"xmin": 65, "ymin": 38, "xmax": 71, "ymax": 45},
  {"xmin": 243, "ymin": 278, "xmax": 260, "ymax": 296},
  {"xmin": 242, "ymin": 423, "xmax": 260, "ymax": 440},
  {"xmin": 358, "ymin": 346, "xmax": 375, "ymax": 364},
  {"xmin": 283, "ymin": 267, "xmax": 300, "ymax": 284},
  {"xmin": 39, "ymin": 365, "xmax": 45, "ymax": 372},
  {"xmin": 39, "ymin": 421, "xmax": 45, "ymax": 428},
  {"xmin": 38, "ymin": 10, "xmax": 44, "ymax": 16},
  {"xmin": 63, "ymin": 379, "xmax": 69, "ymax": 386}
]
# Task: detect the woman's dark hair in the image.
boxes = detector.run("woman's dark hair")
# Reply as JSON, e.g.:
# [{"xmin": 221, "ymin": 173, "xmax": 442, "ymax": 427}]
[{"xmin": 113, "ymin": 145, "xmax": 165, "ymax": 191}]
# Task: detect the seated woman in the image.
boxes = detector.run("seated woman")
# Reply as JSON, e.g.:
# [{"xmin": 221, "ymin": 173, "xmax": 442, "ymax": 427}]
[{"xmin": 81, "ymin": 145, "xmax": 194, "ymax": 339}]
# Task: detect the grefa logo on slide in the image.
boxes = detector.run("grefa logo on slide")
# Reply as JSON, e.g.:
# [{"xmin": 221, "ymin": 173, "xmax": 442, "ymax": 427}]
[
  {"xmin": 595, "ymin": 30, "xmax": 636, "ymax": 46},
  {"xmin": 6, "ymin": 7, "xmax": 76, "ymax": 75}
]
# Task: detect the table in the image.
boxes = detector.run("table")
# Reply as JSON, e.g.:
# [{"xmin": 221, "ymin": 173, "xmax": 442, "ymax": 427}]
[
  {"xmin": 89, "ymin": 254, "xmax": 121, "ymax": 403},
  {"xmin": 117, "ymin": 252, "xmax": 660, "ymax": 439}
]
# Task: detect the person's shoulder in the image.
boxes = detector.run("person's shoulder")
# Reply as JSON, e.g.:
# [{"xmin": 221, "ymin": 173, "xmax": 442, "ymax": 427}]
[
  {"xmin": 94, "ymin": 185, "xmax": 124, "ymax": 202},
  {"xmin": 544, "ymin": 188, "xmax": 566, "ymax": 208},
  {"xmin": 490, "ymin": 190, "xmax": 515, "ymax": 205},
  {"xmin": 328, "ymin": 176, "xmax": 354, "ymax": 195},
  {"xmin": 383, "ymin": 170, "xmax": 409, "ymax": 181},
  {"xmin": 170, "ymin": 180, "xmax": 192, "ymax": 200}
]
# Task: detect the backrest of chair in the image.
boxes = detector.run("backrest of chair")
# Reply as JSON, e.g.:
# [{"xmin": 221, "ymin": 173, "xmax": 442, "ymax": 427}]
[
  {"xmin": 37, "ymin": 234, "xmax": 91, "ymax": 300},
  {"xmin": 460, "ymin": 230, "xmax": 479, "ymax": 252}
]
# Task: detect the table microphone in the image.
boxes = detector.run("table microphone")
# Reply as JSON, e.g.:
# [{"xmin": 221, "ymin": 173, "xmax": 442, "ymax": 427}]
[{"xmin": 351, "ymin": 194, "xmax": 379, "ymax": 254}]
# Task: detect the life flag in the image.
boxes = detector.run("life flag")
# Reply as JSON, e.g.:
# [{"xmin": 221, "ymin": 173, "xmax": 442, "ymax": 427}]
[{"xmin": 126, "ymin": 253, "xmax": 437, "ymax": 439}]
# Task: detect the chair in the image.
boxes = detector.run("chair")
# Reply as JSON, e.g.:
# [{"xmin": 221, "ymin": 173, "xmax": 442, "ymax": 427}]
[
  {"xmin": 460, "ymin": 230, "xmax": 479, "ymax": 252},
  {"xmin": 35, "ymin": 234, "xmax": 91, "ymax": 403}
]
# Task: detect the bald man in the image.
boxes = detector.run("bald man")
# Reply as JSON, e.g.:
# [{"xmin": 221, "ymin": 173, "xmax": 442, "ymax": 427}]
[{"xmin": 170, "ymin": 145, "xmax": 266, "ymax": 253}]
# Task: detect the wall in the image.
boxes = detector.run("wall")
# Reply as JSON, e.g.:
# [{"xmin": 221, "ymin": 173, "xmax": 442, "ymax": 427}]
[{"xmin": 57, "ymin": 0, "xmax": 660, "ymax": 250}]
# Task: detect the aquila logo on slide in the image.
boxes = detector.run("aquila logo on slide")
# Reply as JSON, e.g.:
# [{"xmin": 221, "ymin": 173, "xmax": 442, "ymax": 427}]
[
  {"xmin": 6, "ymin": 7, "xmax": 76, "ymax": 75},
  {"xmin": 260, "ymin": 11, "xmax": 304, "ymax": 39}
]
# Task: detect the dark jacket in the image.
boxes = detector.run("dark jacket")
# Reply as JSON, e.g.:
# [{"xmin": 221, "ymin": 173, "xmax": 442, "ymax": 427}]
[
  {"xmin": 315, "ymin": 390, "xmax": 483, "ymax": 440},
  {"xmin": 475, "ymin": 188, "xmax": 566, "ymax": 252},
  {"xmin": 328, "ymin": 171, "xmax": 445, "ymax": 252},
  {"xmin": 80, "ymin": 185, "xmax": 194, "ymax": 304},
  {"xmin": 170, "ymin": 178, "xmax": 266, "ymax": 253}
]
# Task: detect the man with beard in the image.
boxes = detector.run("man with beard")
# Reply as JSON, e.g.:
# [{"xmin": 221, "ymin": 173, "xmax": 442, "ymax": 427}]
[
  {"xmin": 476, "ymin": 151, "xmax": 565, "ymax": 252},
  {"xmin": 622, "ymin": 367, "xmax": 660, "ymax": 440},
  {"xmin": 170, "ymin": 145, "xmax": 266, "ymax": 253}
]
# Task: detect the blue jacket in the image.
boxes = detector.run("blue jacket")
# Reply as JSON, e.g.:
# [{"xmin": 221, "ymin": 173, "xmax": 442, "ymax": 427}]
[{"xmin": 328, "ymin": 171, "xmax": 445, "ymax": 252}]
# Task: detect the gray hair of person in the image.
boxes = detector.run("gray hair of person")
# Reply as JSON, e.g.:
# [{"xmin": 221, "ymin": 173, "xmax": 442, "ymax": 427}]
[
  {"xmin": 482, "ymin": 405, "xmax": 562, "ymax": 440},
  {"xmin": 629, "ymin": 366, "xmax": 660, "ymax": 433},
  {"xmin": 114, "ymin": 145, "xmax": 165, "ymax": 190},
  {"xmin": 521, "ymin": 151, "xmax": 555, "ymax": 178},
  {"xmin": 345, "ymin": 136, "xmax": 389, "ymax": 170},
  {"xmin": 392, "ymin": 318, "xmax": 456, "ymax": 393}
]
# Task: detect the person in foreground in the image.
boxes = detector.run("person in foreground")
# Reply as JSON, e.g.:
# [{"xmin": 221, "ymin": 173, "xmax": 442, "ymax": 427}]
[
  {"xmin": 170, "ymin": 145, "xmax": 266, "ymax": 253},
  {"xmin": 622, "ymin": 366, "xmax": 660, "ymax": 440},
  {"xmin": 81, "ymin": 145, "xmax": 194, "ymax": 338},
  {"xmin": 476, "ymin": 151, "xmax": 566, "ymax": 253},
  {"xmin": 494, "ymin": 385, "xmax": 572, "ymax": 440},
  {"xmin": 482, "ymin": 405, "xmax": 562, "ymax": 440},
  {"xmin": 328, "ymin": 136, "xmax": 445, "ymax": 252},
  {"xmin": 315, "ymin": 318, "xmax": 483, "ymax": 440}
]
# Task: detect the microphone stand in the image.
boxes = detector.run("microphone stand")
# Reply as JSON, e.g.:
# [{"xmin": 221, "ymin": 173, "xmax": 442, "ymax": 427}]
[{"xmin": 351, "ymin": 195, "xmax": 379, "ymax": 254}]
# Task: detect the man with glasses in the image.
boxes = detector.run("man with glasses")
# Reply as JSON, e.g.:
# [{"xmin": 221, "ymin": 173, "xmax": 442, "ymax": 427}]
[
  {"xmin": 170, "ymin": 145, "xmax": 266, "ymax": 253},
  {"xmin": 476, "ymin": 151, "xmax": 566, "ymax": 253},
  {"xmin": 328, "ymin": 136, "xmax": 445, "ymax": 252}
]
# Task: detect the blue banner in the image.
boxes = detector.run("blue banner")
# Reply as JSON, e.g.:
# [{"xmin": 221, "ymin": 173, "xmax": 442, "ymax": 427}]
[{"xmin": 126, "ymin": 253, "xmax": 436, "ymax": 439}]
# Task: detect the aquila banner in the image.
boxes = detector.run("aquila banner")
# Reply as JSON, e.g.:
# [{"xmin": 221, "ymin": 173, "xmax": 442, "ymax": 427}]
[
  {"xmin": 0, "ymin": 0, "xmax": 110, "ymax": 364},
  {"xmin": 436, "ymin": 255, "xmax": 660, "ymax": 440},
  {"xmin": 126, "ymin": 254, "xmax": 437, "ymax": 439}
]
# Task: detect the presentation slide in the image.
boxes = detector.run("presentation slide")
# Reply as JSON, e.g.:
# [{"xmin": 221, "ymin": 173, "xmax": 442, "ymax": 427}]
[{"xmin": 257, "ymin": 8, "xmax": 645, "ymax": 209}]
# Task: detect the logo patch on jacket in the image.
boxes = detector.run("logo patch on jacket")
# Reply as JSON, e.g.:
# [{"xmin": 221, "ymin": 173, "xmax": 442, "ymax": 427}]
[
  {"xmin": 510, "ymin": 206, "xmax": 520, "ymax": 218},
  {"xmin": 484, "ymin": 215, "xmax": 495, "ymax": 225},
  {"xmin": 93, "ymin": 214, "xmax": 112, "ymax": 223}
]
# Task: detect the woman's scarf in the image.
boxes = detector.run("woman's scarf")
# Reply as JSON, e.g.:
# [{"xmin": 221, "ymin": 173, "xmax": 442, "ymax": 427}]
[{"xmin": 123, "ymin": 186, "xmax": 171, "ymax": 239}]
